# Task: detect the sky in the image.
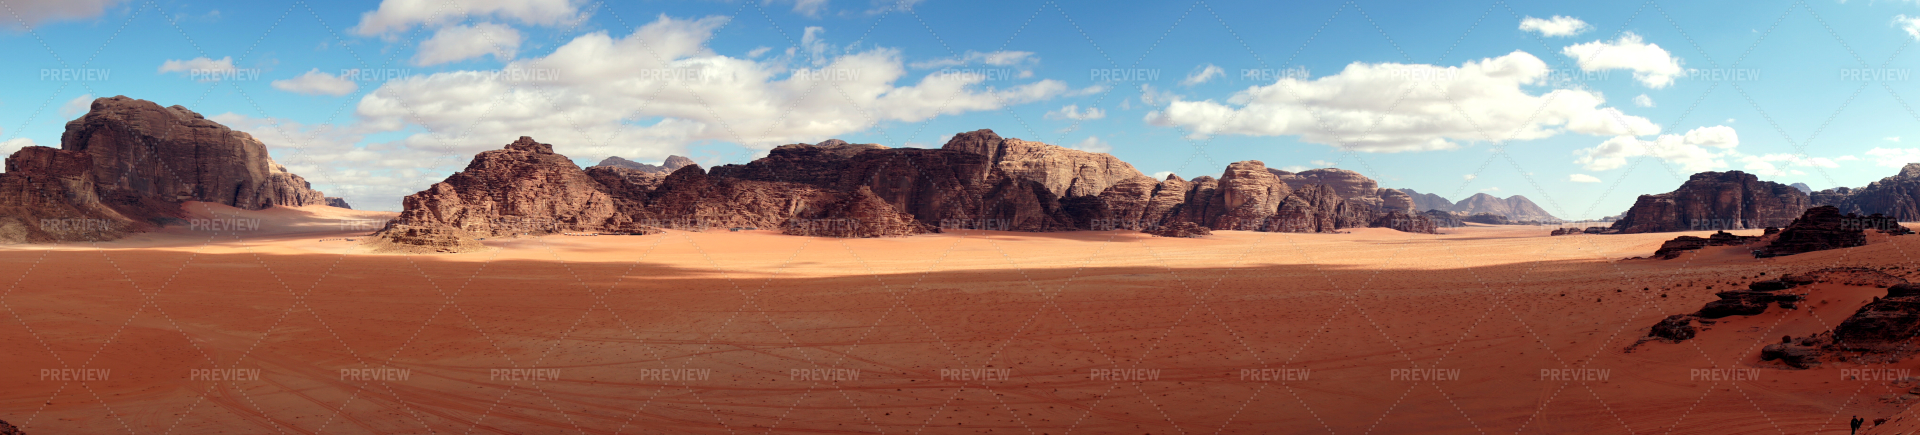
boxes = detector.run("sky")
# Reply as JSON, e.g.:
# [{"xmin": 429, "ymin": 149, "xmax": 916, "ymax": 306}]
[{"xmin": 1, "ymin": 0, "xmax": 1918, "ymax": 220}]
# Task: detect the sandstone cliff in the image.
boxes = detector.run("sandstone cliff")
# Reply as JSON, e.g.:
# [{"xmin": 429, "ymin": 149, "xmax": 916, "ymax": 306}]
[{"xmin": 1609, "ymin": 171, "xmax": 1808, "ymax": 233}]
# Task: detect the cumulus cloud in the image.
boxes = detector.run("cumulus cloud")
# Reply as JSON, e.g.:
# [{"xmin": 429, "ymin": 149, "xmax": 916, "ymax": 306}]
[
  {"xmin": 353, "ymin": 0, "xmax": 586, "ymax": 35},
  {"xmin": 1633, "ymin": 94, "xmax": 1653, "ymax": 107},
  {"xmin": 1045, "ymin": 104, "xmax": 1105, "ymax": 121},
  {"xmin": 1070, "ymin": 136, "xmax": 1111, "ymax": 153},
  {"xmin": 1519, "ymin": 16, "xmax": 1591, "ymax": 37},
  {"xmin": 158, "ymin": 56, "xmax": 237, "ymax": 80},
  {"xmin": 59, "ymin": 94, "xmax": 95, "ymax": 117},
  {"xmin": 1144, "ymin": 51, "xmax": 1659, "ymax": 152},
  {"xmin": 1573, "ymin": 125, "xmax": 1738, "ymax": 172},
  {"xmin": 1900, "ymin": 15, "xmax": 1920, "ymax": 40},
  {"xmin": 210, "ymin": 113, "xmax": 442, "ymax": 211},
  {"xmin": 355, "ymin": 15, "xmax": 1082, "ymax": 163},
  {"xmin": 909, "ymin": 50, "xmax": 1035, "ymax": 69},
  {"xmin": 788, "ymin": 0, "xmax": 828, "ymax": 17},
  {"xmin": 1568, "ymin": 173, "xmax": 1601, "ymax": 183},
  {"xmin": 1464, "ymin": 174, "xmax": 1477, "ymax": 180},
  {"xmin": 0, "ymin": 0, "xmax": 125, "ymax": 30},
  {"xmin": 414, "ymin": 22, "xmax": 522, "ymax": 66},
  {"xmin": 272, "ymin": 69, "xmax": 359, "ymax": 96},
  {"xmin": 1562, "ymin": 32, "xmax": 1684, "ymax": 88},
  {"xmin": 1180, "ymin": 64, "xmax": 1224, "ymax": 86}
]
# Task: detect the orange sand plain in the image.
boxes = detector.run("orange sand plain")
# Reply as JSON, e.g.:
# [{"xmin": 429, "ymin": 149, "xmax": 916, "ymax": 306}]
[{"xmin": 5, "ymin": 202, "xmax": 1920, "ymax": 434}]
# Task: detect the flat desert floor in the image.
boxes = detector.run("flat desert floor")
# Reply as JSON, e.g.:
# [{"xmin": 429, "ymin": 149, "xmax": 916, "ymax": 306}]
[{"xmin": 6, "ymin": 203, "xmax": 1920, "ymax": 434}]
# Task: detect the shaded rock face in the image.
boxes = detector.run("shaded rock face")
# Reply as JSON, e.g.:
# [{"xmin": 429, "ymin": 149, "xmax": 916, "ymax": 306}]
[
  {"xmin": 781, "ymin": 186, "xmax": 930, "ymax": 237},
  {"xmin": 1635, "ymin": 267, "xmax": 1914, "ymax": 368},
  {"xmin": 0, "ymin": 96, "xmax": 330, "ymax": 243},
  {"xmin": 61, "ymin": 95, "xmax": 325, "ymax": 210},
  {"xmin": 1610, "ymin": 171, "xmax": 1809, "ymax": 234},
  {"xmin": 1811, "ymin": 163, "xmax": 1920, "ymax": 221},
  {"xmin": 1651, "ymin": 231, "xmax": 1763, "ymax": 259},
  {"xmin": 325, "ymin": 197, "xmax": 352, "ymax": 209},
  {"xmin": 1424, "ymin": 209, "xmax": 1464, "ymax": 228},
  {"xmin": 1755, "ymin": 206, "xmax": 1907, "ymax": 257}
]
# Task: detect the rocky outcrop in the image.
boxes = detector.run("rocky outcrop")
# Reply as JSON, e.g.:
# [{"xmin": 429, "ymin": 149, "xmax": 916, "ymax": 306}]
[
  {"xmin": 1211, "ymin": 161, "xmax": 1291, "ymax": 230},
  {"xmin": 1, "ymin": 96, "xmax": 331, "ymax": 243},
  {"xmin": 1370, "ymin": 210, "xmax": 1438, "ymax": 234},
  {"xmin": 377, "ymin": 137, "xmax": 625, "ymax": 243},
  {"xmin": 781, "ymin": 186, "xmax": 930, "ymax": 237},
  {"xmin": 1756, "ymin": 206, "xmax": 1908, "ymax": 257},
  {"xmin": 1651, "ymin": 231, "xmax": 1764, "ymax": 259},
  {"xmin": 61, "ymin": 95, "xmax": 326, "ymax": 210},
  {"xmin": 943, "ymin": 129, "xmax": 1146, "ymax": 198},
  {"xmin": 325, "ymin": 197, "xmax": 352, "ymax": 209},
  {"xmin": 1810, "ymin": 163, "xmax": 1920, "ymax": 221},
  {"xmin": 1424, "ymin": 209, "xmax": 1464, "ymax": 228},
  {"xmin": 1610, "ymin": 171, "xmax": 1809, "ymax": 234},
  {"xmin": 1641, "ymin": 276, "xmax": 1810, "ymax": 343}
]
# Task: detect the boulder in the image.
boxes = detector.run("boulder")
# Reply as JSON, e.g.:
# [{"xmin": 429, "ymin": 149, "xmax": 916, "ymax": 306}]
[
  {"xmin": 1758, "ymin": 206, "xmax": 1870, "ymax": 256},
  {"xmin": 325, "ymin": 197, "xmax": 352, "ymax": 209}
]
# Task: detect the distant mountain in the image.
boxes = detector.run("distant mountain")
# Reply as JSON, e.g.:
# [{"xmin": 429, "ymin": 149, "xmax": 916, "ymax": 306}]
[
  {"xmin": 1397, "ymin": 189, "xmax": 1456, "ymax": 212},
  {"xmin": 1453, "ymin": 193, "xmax": 1555, "ymax": 221},
  {"xmin": 1394, "ymin": 189, "xmax": 1559, "ymax": 222},
  {"xmin": 1790, "ymin": 182, "xmax": 1811, "ymax": 193},
  {"xmin": 594, "ymin": 155, "xmax": 696, "ymax": 174},
  {"xmin": 1810, "ymin": 163, "xmax": 1920, "ymax": 221}
]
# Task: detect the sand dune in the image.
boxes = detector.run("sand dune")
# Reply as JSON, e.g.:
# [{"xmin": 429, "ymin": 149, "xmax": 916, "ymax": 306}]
[{"xmin": 4, "ymin": 204, "xmax": 1918, "ymax": 434}]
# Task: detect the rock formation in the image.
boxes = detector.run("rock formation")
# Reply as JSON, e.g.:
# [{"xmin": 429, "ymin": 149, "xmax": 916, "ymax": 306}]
[
  {"xmin": 1755, "ymin": 206, "xmax": 1908, "ymax": 257},
  {"xmin": 0, "ymin": 96, "xmax": 332, "ymax": 243},
  {"xmin": 373, "ymin": 130, "xmax": 1445, "ymax": 251},
  {"xmin": 1398, "ymin": 188, "xmax": 1455, "ymax": 212},
  {"xmin": 1651, "ymin": 231, "xmax": 1764, "ymax": 259},
  {"xmin": 1634, "ymin": 267, "xmax": 1913, "ymax": 368},
  {"xmin": 1609, "ymin": 171, "xmax": 1809, "ymax": 234},
  {"xmin": 1790, "ymin": 182, "xmax": 1811, "ymax": 194},
  {"xmin": 325, "ymin": 197, "xmax": 352, "ymax": 209},
  {"xmin": 1810, "ymin": 163, "xmax": 1920, "ymax": 221},
  {"xmin": 62, "ymin": 95, "xmax": 326, "ymax": 209},
  {"xmin": 1147, "ymin": 221, "xmax": 1212, "ymax": 238}
]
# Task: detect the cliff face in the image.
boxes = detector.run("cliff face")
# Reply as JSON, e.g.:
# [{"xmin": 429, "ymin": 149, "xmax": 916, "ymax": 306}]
[
  {"xmin": 1, "ymin": 96, "xmax": 332, "ymax": 243},
  {"xmin": 61, "ymin": 96, "xmax": 326, "ymax": 209},
  {"xmin": 373, "ymin": 131, "xmax": 1444, "ymax": 251},
  {"xmin": 1610, "ymin": 171, "xmax": 1809, "ymax": 233},
  {"xmin": 1811, "ymin": 163, "xmax": 1920, "ymax": 221}
]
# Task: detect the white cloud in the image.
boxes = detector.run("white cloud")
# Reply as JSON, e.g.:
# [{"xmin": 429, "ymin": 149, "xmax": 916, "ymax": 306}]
[
  {"xmin": 0, "ymin": 138, "xmax": 38, "ymax": 160},
  {"xmin": 353, "ymin": 0, "xmax": 586, "ymax": 35},
  {"xmin": 1574, "ymin": 125, "xmax": 1738, "ymax": 172},
  {"xmin": 790, "ymin": 0, "xmax": 828, "ymax": 17},
  {"xmin": 59, "ymin": 94, "xmax": 95, "ymax": 117},
  {"xmin": 1633, "ymin": 94, "xmax": 1654, "ymax": 107},
  {"xmin": 414, "ymin": 22, "xmax": 522, "ymax": 66},
  {"xmin": 1180, "ymin": 64, "xmax": 1224, "ymax": 86},
  {"xmin": 1866, "ymin": 147, "xmax": 1920, "ymax": 168},
  {"xmin": 1519, "ymin": 16, "xmax": 1591, "ymax": 37},
  {"xmin": 1152, "ymin": 171, "xmax": 1174, "ymax": 180},
  {"xmin": 1481, "ymin": 187, "xmax": 1502, "ymax": 192},
  {"xmin": 158, "ymin": 56, "xmax": 237, "ymax": 80},
  {"xmin": 1563, "ymin": 32, "xmax": 1684, "ymax": 88},
  {"xmin": 1568, "ymin": 173, "xmax": 1601, "ymax": 183},
  {"xmin": 1464, "ymin": 174, "xmax": 1477, "ymax": 180},
  {"xmin": 1310, "ymin": 160, "xmax": 1333, "ymax": 166},
  {"xmin": 1279, "ymin": 165, "xmax": 1310, "ymax": 172},
  {"xmin": 1045, "ymin": 104, "xmax": 1105, "ymax": 121},
  {"xmin": 1144, "ymin": 51, "xmax": 1659, "ymax": 152},
  {"xmin": 1887, "ymin": 137, "xmax": 1902, "ymax": 142},
  {"xmin": 0, "ymin": 0, "xmax": 124, "ymax": 29},
  {"xmin": 1069, "ymin": 136, "xmax": 1112, "ymax": 153},
  {"xmin": 1899, "ymin": 15, "xmax": 1920, "ymax": 40},
  {"xmin": 272, "ymin": 69, "xmax": 359, "ymax": 96},
  {"xmin": 1738, "ymin": 153, "xmax": 1840, "ymax": 177},
  {"xmin": 356, "ymin": 15, "xmax": 1083, "ymax": 164},
  {"xmin": 909, "ymin": 50, "xmax": 1035, "ymax": 69}
]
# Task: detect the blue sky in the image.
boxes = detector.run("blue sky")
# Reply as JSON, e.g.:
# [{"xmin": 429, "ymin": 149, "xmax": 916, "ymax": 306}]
[{"xmin": 2, "ymin": 0, "xmax": 1918, "ymax": 219}]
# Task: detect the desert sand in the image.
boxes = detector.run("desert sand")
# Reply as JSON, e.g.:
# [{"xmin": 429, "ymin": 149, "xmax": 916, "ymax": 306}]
[{"xmin": 4, "ymin": 202, "xmax": 1919, "ymax": 434}]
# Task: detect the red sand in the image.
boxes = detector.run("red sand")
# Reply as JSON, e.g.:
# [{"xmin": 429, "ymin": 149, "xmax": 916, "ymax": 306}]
[{"xmin": 4, "ymin": 203, "xmax": 1919, "ymax": 434}]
